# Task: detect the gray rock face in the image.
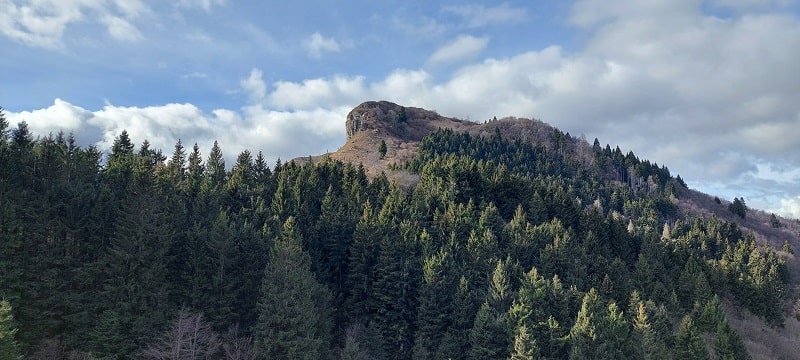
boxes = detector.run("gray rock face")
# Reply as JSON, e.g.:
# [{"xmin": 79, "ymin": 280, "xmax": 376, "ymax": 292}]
[{"xmin": 345, "ymin": 101, "xmax": 406, "ymax": 139}]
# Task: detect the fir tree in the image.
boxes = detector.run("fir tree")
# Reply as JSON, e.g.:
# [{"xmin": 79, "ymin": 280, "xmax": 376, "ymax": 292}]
[
  {"xmin": 509, "ymin": 324, "xmax": 539, "ymax": 360},
  {"xmin": 256, "ymin": 217, "xmax": 333, "ymax": 360},
  {"xmin": 0, "ymin": 299, "xmax": 21, "ymax": 360},
  {"xmin": 713, "ymin": 319, "xmax": 751, "ymax": 360},
  {"xmin": 674, "ymin": 315, "xmax": 709, "ymax": 360}
]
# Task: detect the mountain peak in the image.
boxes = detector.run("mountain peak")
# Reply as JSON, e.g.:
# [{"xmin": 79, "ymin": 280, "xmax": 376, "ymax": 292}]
[{"xmin": 345, "ymin": 100, "xmax": 475, "ymax": 142}]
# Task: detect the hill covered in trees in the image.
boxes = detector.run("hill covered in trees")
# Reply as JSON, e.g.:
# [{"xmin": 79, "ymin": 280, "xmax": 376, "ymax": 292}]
[{"xmin": 0, "ymin": 102, "xmax": 798, "ymax": 359}]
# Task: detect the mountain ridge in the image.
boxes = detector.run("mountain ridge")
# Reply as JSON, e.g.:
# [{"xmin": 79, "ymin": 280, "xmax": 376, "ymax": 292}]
[{"xmin": 301, "ymin": 100, "xmax": 800, "ymax": 359}]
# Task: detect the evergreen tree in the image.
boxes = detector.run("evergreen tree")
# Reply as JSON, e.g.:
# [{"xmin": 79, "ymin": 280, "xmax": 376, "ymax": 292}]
[
  {"xmin": 0, "ymin": 299, "xmax": 21, "ymax": 360},
  {"xmin": 255, "ymin": 217, "xmax": 333, "ymax": 360},
  {"xmin": 108, "ymin": 129, "xmax": 134, "ymax": 163},
  {"xmin": 373, "ymin": 221, "xmax": 420, "ymax": 360},
  {"xmin": 94, "ymin": 167, "xmax": 175, "ymax": 357},
  {"xmin": 569, "ymin": 288, "xmax": 603, "ymax": 360},
  {"xmin": 468, "ymin": 259, "xmax": 513, "ymax": 360},
  {"xmin": 631, "ymin": 300, "xmax": 671, "ymax": 360},
  {"xmin": 713, "ymin": 319, "xmax": 751, "ymax": 360},
  {"xmin": 509, "ymin": 324, "xmax": 539, "ymax": 360},
  {"xmin": 378, "ymin": 140, "xmax": 387, "ymax": 159},
  {"xmin": 674, "ymin": 315, "xmax": 709, "ymax": 360},
  {"xmin": 344, "ymin": 200, "xmax": 383, "ymax": 323},
  {"xmin": 412, "ymin": 249, "xmax": 456, "ymax": 359}
]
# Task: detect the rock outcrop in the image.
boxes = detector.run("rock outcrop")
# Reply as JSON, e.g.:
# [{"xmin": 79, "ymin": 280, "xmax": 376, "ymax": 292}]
[{"xmin": 345, "ymin": 100, "xmax": 476, "ymax": 142}]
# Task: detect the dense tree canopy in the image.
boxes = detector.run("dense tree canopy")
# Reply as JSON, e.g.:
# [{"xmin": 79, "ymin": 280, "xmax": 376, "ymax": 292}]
[{"xmin": 0, "ymin": 123, "xmax": 786, "ymax": 358}]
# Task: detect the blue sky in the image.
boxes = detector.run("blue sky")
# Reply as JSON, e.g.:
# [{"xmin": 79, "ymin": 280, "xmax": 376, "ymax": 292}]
[{"xmin": 2, "ymin": 0, "xmax": 800, "ymax": 218}]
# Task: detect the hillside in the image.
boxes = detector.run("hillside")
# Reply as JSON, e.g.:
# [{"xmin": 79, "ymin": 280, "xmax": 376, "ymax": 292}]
[
  {"xmin": 1, "ymin": 103, "xmax": 799, "ymax": 359},
  {"xmin": 322, "ymin": 100, "xmax": 800, "ymax": 359}
]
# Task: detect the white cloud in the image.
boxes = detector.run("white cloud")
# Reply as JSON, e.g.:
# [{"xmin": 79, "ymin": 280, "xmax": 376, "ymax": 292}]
[
  {"xmin": 392, "ymin": 16, "xmax": 446, "ymax": 38},
  {"xmin": 776, "ymin": 196, "xmax": 800, "ymax": 219},
  {"xmin": 269, "ymin": 76, "xmax": 366, "ymax": 110},
  {"xmin": 9, "ymin": 98, "xmax": 91, "ymax": 132},
  {"xmin": 304, "ymin": 32, "xmax": 341, "ymax": 59},
  {"xmin": 443, "ymin": 3, "xmax": 528, "ymax": 28},
  {"xmin": 240, "ymin": 68, "xmax": 267, "ymax": 102},
  {"xmin": 4, "ymin": 70, "xmax": 351, "ymax": 167},
  {"xmin": 182, "ymin": 71, "xmax": 208, "ymax": 79},
  {"xmin": 712, "ymin": 0, "xmax": 791, "ymax": 10},
  {"xmin": 427, "ymin": 35, "xmax": 489, "ymax": 65},
  {"xmin": 6, "ymin": 0, "xmax": 800, "ymax": 213},
  {"xmin": 110, "ymin": 0, "xmax": 148, "ymax": 17},
  {"xmin": 102, "ymin": 15, "xmax": 142, "ymax": 41},
  {"xmin": 177, "ymin": 0, "xmax": 225, "ymax": 12},
  {"xmin": 0, "ymin": 0, "xmax": 148, "ymax": 48}
]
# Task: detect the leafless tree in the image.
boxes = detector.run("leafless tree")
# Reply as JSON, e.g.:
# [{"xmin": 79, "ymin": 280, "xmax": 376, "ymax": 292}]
[
  {"xmin": 222, "ymin": 324, "xmax": 260, "ymax": 360},
  {"xmin": 142, "ymin": 309, "xmax": 220, "ymax": 360}
]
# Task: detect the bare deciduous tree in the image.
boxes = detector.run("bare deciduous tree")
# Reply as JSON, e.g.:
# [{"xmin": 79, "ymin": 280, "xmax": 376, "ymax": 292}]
[
  {"xmin": 143, "ymin": 309, "xmax": 220, "ymax": 360},
  {"xmin": 222, "ymin": 325, "xmax": 260, "ymax": 360}
]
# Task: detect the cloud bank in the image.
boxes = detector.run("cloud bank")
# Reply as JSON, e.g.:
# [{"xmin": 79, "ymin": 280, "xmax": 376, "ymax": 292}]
[{"xmin": 5, "ymin": 0, "xmax": 800, "ymax": 218}]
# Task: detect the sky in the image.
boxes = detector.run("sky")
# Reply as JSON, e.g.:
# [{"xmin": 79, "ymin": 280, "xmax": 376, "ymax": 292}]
[{"xmin": 2, "ymin": 0, "xmax": 800, "ymax": 218}]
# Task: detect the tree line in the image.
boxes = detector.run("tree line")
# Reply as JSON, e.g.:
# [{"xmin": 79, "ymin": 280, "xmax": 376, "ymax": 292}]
[{"xmin": 0, "ymin": 111, "xmax": 787, "ymax": 359}]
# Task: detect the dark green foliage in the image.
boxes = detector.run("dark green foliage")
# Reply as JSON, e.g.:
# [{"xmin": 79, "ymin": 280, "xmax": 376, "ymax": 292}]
[
  {"xmin": 373, "ymin": 221, "xmax": 421, "ymax": 359},
  {"xmin": 256, "ymin": 217, "xmax": 333, "ymax": 360},
  {"xmin": 0, "ymin": 299, "xmax": 21, "ymax": 360},
  {"xmin": 509, "ymin": 324, "xmax": 540, "ymax": 360},
  {"xmin": 378, "ymin": 140, "xmax": 387, "ymax": 159},
  {"xmin": 674, "ymin": 315, "xmax": 709, "ymax": 360},
  {"xmin": 468, "ymin": 260, "xmax": 513, "ymax": 360},
  {"xmin": 569, "ymin": 289, "xmax": 637, "ymax": 360},
  {"xmin": 631, "ymin": 299, "xmax": 671, "ymax": 360},
  {"xmin": 728, "ymin": 197, "xmax": 747, "ymax": 219},
  {"xmin": 0, "ymin": 125, "xmax": 773, "ymax": 359},
  {"xmin": 714, "ymin": 319, "xmax": 751, "ymax": 360},
  {"xmin": 769, "ymin": 213, "xmax": 782, "ymax": 228},
  {"xmin": 412, "ymin": 249, "xmax": 456, "ymax": 359}
]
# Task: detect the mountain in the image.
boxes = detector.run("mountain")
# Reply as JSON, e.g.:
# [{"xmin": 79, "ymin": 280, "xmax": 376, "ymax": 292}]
[
  {"xmin": 325, "ymin": 100, "xmax": 579, "ymax": 184},
  {"xmin": 320, "ymin": 100, "xmax": 800, "ymax": 359},
  {"xmin": 2, "ymin": 102, "xmax": 799, "ymax": 359}
]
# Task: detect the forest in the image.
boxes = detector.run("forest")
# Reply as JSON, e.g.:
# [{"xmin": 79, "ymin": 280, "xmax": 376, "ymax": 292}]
[{"xmin": 0, "ymin": 109, "xmax": 790, "ymax": 359}]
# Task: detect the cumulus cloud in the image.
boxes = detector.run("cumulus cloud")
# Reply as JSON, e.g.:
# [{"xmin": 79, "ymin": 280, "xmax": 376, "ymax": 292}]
[
  {"xmin": 304, "ymin": 32, "xmax": 341, "ymax": 59},
  {"xmin": 5, "ymin": 70, "xmax": 350, "ymax": 167},
  {"xmin": 776, "ymin": 196, "xmax": 800, "ymax": 219},
  {"xmin": 427, "ymin": 35, "xmax": 489, "ymax": 65},
  {"xmin": 6, "ymin": 0, "xmax": 800, "ymax": 213},
  {"xmin": 240, "ymin": 68, "xmax": 267, "ymax": 102},
  {"xmin": 443, "ymin": 3, "xmax": 528, "ymax": 28},
  {"xmin": 269, "ymin": 76, "xmax": 366, "ymax": 110}
]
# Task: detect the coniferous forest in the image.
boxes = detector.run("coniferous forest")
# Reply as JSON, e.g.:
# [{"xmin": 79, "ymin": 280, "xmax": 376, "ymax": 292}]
[{"xmin": 0, "ymin": 109, "xmax": 789, "ymax": 359}]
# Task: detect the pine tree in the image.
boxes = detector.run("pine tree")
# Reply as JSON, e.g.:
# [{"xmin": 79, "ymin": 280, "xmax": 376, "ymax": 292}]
[
  {"xmin": 412, "ymin": 249, "xmax": 456, "ymax": 359},
  {"xmin": 713, "ymin": 319, "xmax": 751, "ymax": 360},
  {"xmin": 0, "ymin": 299, "xmax": 21, "ymax": 360},
  {"xmin": 109, "ymin": 130, "xmax": 134, "ymax": 163},
  {"xmin": 569, "ymin": 288, "xmax": 603, "ymax": 359},
  {"xmin": 509, "ymin": 324, "xmax": 539, "ymax": 360},
  {"xmin": 95, "ymin": 170, "xmax": 175, "ymax": 357},
  {"xmin": 631, "ymin": 301, "xmax": 670, "ymax": 360},
  {"xmin": 468, "ymin": 259, "xmax": 513, "ymax": 360},
  {"xmin": 373, "ymin": 221, "xmax": 420, "ymax": 360},
  {"xmin": 255, "ymin": 217, "xmax": 333, "ymax": 360},
  {"xmin": 378, "ymin": 140, "xmax": 387, "ymax": 159},
  {"xmin": 469, "ymin": 302, "xmax": 511, "ymax": 360},
  {"xmin": 344, "ymin": 200, "xmax": 383, "ymax": 323},
  {"xmin": 674, "ymin": 315, "xmax": 709, "ymax": 360}
]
